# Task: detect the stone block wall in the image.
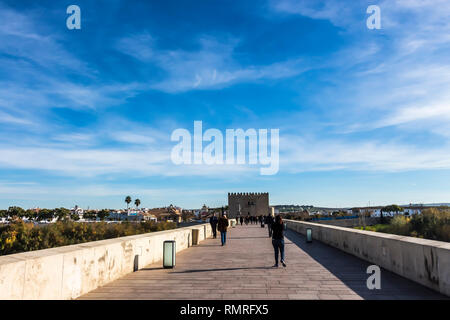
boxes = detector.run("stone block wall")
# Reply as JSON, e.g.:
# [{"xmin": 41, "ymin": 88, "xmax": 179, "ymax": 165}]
[
  {"xmin": 285, "ymin": 220, "xmax": 450, "ymax": 297},
  {"xmin": 0, "ymin": 224, "xmax": 212, "ymax": 300}
]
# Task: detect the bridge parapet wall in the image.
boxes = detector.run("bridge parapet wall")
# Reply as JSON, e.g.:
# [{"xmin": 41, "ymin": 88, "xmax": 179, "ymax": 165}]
[
  {"xmin": 0, "ymin": 223, "xmax": 212, "ymax": 300},
  {"xmin": 314, "ymin": 217, "xmax": 380, "ymax": 228},
  {"xmin": 285, "ymin": 220, "xmax": 450, "ymax": 297}
]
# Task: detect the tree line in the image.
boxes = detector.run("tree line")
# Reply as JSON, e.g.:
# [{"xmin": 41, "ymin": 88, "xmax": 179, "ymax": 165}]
[
  {"xmin": 0, "ymin": 207, "xmax": 111, "ymax": 222},
  {"xmin": 0, "ymin": 196, "xmax": 145, "ymax": 222},
  {"xmin": 0, "ymin": 220, "xmax": 177, "ymax": 255},
  {"xmin": 355, "ymin": 208, "xmax": 449, "ymax": 242}
]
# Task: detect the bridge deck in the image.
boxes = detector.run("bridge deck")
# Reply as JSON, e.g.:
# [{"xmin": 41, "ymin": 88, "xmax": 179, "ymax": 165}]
[{"xmin": 79, "ymin": 224, "xmax": 446, "ymax": 300}]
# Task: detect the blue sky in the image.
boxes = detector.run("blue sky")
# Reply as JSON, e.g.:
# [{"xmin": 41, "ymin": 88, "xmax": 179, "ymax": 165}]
[{"xmin": 1, "ymin": 0, "xmax": 450, "ymax": 209}]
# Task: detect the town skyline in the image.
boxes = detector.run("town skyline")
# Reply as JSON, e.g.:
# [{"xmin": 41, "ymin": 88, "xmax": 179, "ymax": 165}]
[{"xmin": 1, "ymin": 198, "xmax": 449, "ymax": 212}]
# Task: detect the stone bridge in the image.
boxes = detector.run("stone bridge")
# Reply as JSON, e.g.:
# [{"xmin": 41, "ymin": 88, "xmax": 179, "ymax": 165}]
[{"xmin": 78, "ymin": 223, "xmax": 446, "ymax": 300}]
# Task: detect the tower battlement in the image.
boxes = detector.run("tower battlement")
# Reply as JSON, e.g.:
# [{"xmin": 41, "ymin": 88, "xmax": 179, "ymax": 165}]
[{"xmin": 228, "ymin": 192, "xmax": 269, "ymax": 196}]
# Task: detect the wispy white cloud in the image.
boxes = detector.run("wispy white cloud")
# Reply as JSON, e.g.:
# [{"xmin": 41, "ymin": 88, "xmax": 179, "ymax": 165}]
[
  {"xmin": 0, "ymin": 4, "xmax": 90, "ymax": 74},
  {"xmin": 0, "ymin": 182, "xmax": 226, "ymax": 207},
  {"xmin": 0, "ymin": 144, "xmax": 260, "ymax": 179},
  {"xmin": 374, "ymin": 102, "xmax": 450, "ymax": 129},
  {"xmin": 270, "ymin": 0, "xmax": 364, "ymax": 29},
  {"xmin": 280, "ymin": 135, "xmax": 450, "ymax": 172},
  {"xmin": 116, "ymin": 34, "xmax": 309, "ymax": 92},
  {"xmin": 271, "ymin": 0, "xmax": 450, "ymax": 141},
  {"xmin": 0, "ymin": 110, "xmax": 32, "ymax": 125},
  {"xmin": 0, "ymin": 4, "xmax": 145, "ymax": 136}
]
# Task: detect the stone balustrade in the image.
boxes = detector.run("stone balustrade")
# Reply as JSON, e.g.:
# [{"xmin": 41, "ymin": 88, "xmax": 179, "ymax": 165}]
[
  {"xmin": 0, "ymin": 223, "xmax": 211, "ymax": 300},
  {"xmin": 285, "ymin": 219, "xmax": 450, "ymax": 296}
]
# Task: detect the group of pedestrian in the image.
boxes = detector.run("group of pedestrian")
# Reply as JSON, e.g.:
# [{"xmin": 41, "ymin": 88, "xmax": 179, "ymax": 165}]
[
  {"xmin": 209, "ymin": 212, "xmax": 229, "ymax": 246},
  {"xmin": 209, "ymin": 211, "xmax": 286, "ymax": 268},
  {"xmin": 239, "ymin": 215, "xmax": 264, "ymax": 225}
]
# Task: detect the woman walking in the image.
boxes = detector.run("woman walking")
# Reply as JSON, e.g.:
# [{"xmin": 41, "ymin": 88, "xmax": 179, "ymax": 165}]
[{"xmin": 271, "ymin": 215, "xmax": 286, "ymax": 268}]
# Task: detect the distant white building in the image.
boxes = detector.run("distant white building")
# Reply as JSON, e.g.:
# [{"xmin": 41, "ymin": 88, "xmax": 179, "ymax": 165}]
[
  {"xmin": 143, "ymin": 214, "xmax": 157, "ymax": 222},
  {"xmin": 70, "ymin": 205, "xmax": 84, "ymax": 219},
  {"xmin": 402, "ymin": 207, "xmax": 423, "ymax": 216},
  {"xmin": 370, "ymin": 206, "xmax": 423, "ymax": 217}
]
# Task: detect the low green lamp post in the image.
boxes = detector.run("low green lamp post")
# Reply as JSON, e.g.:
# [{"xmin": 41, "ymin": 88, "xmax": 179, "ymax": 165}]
[
  {"xmin": 306, "ymin": 228, "xmax": 312, "ymax": 243},
  {"xmin": 163, "ymin": 240, "xmax": 176, "ymax": 268}
]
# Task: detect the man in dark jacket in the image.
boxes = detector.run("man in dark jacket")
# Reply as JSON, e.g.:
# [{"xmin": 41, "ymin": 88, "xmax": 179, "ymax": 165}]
[
  {"xmin": 210, "ymin": 213, "xmax": 218, "ymax": 238},
  {"xmin": 265, "ymin": 213, "xmax": 274, "ymax": 237},
  {"xmin": 217, "ymin": 214, "xmax": 229, "ymax": 246},
  {"xmin": 271, "ymin": 215, "xmax": 286, "ymax": 268}
]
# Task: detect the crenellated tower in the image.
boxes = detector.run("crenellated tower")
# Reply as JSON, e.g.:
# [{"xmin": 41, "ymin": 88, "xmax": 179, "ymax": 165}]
[{"xmin": 227, "ymin": 192, "xmax": 269, "ymax": 218}]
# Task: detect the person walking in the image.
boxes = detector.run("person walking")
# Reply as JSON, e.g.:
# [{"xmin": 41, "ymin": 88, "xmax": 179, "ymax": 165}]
[
  {"xmin": 240, "ymin": 216, "xmax": 243, "ymax": 226},
  {"xmin": 271, "ymin": 215, "xmax": 286, "ymax": 268},
  {"xmin": 209, "ymin": 213, "xmax": 218, "ymax": 239},
  {"xmin": 265, "ymin": 213, "xmax": 274, "ymax": 237},
  {"xmin": 218, "ymin": 213, "xmax": 229, "ymax": 246}
]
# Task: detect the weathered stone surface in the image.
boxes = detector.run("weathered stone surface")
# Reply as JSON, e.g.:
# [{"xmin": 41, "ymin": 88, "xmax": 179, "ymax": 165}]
[
  {"xmin": 437, "ymin": 243, "xmax": 450, "ymax": 296},
  {"xmin": 0, "ymin": 256, "xmax": 26, "ymax": 300},
  {"xmin": 0, "ymin": 224, "xmax": 212, "ymax": 300}
]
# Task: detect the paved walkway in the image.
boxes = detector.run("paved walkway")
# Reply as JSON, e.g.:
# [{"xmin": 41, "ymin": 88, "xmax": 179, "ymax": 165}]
[{"xmin": 79, "ymin": 224, "xmax": 446, "ymax": 300}]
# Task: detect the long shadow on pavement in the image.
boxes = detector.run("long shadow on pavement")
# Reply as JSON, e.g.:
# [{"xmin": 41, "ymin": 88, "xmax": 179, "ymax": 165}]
[
  {"xmin": 285, "ymin": 229, "xmax": 447, "ymax": 300},
  {"xmin": 168, "ymin": 266, "xmax": 272, "ymax": 273},
  {"xmin": 228, "ymin": 236, "xmax": 269, "ymax": 239}
]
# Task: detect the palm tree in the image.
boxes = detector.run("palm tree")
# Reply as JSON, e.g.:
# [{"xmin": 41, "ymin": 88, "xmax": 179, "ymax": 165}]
[
  {"xmin": 133, "ymin": 199, "xmax": 141, "ymax": 223},
  {"xmin": 125, "ymin": 196, "xmax": 132, "ymax": 209}
]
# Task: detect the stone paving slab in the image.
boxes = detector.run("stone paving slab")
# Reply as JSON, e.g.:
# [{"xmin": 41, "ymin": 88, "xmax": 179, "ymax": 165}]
[{"xmin": 79, "ymin": 223, "xmax": 447, "ymax": 300}]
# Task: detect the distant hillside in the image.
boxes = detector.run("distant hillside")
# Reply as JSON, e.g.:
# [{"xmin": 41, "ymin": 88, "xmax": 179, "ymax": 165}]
[
  {"xmin": 402, "ymin": 203, "xmax": 450, "ymax": 207},
  {"xmin": 274, "ymin": 203, "xmax": 450, "ymax": 211}
]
